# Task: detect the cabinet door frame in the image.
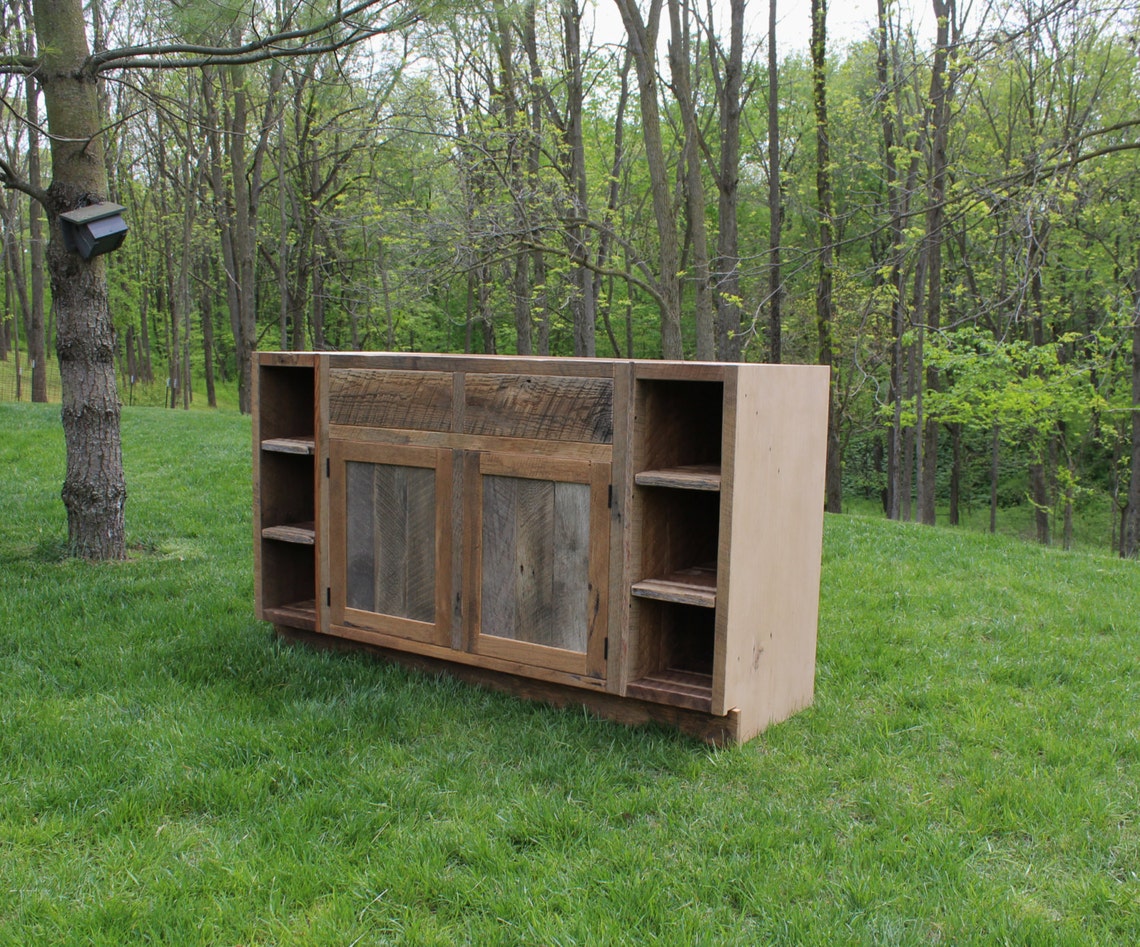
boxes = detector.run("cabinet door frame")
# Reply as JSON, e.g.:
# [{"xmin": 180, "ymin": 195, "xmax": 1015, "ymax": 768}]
[
  {"xmin": 329, "ymin": 439, "xmax": 453, "ymax": 647},
  {"xmin": 465, "ymin": 451, "xmax": 610, "ymax": 680}
]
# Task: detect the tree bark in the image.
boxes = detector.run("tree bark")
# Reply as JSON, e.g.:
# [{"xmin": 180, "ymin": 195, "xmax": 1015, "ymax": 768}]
[
  {"xmin": 949, "ymin": 422, "xmax": 961, "ymax": 526},
  {"xmin": 614, "ymin": 0, "xmax": 683, "ymax": 359},
  {"xmin": 1123, "ymin": 265, "xmax": 1140, "ymax": 558},
  {"xmin": 33, "ymin": 0, "xmax": 126, "ymax": 559},
  {"xmin": 561, "ymin": 0, "xmax": 596, "ymax": 357},
  {"xmin": 667, "ymin": 0, "xmax": 714, "ymax": 361},
  {"xmin": 990, "ymin": 422, "xmax": 1000, "ymax": 534},
  {"xmin": 199, "ymin": 251, "xmax": 218, "ymax": 408},
  {"xmin": 918, "ymin": 0, "xmax": 955, "ymax": 526},
  {"xmin": 22, "ymin": 4, "xmax": 48, "ymax": 403},
  {"xmin": 811, "ymin": 0, "xmax": 842, "ymax": 513},
  {"xmin": 765, "ymin": 0, "xmax": 781, "ymax": 364}
]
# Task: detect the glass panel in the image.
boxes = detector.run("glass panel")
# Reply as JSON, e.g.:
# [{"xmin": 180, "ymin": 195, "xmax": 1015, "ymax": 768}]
[
  {"xmin": 481, "ymin": 475, "xmax": 589, "ymax": 652},
  {"xmin": 345, "ymin": 461, "xmax": 436, "ymax": 623}
]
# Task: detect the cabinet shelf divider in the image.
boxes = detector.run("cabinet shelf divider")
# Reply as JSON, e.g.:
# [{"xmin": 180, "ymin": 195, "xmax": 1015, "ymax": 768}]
[
  {"xmin": 634, "ymin": 464, "xmax": 721, "ymax": 491},
  {"xmin": 262, "ymin": 522, "xmax": 316, "ymax": 545},
  {"xmin": 627, "ymin": 668, "xmax": 713, "ymax": 712},
  {"xmin": 262, "ymin": 436, "xmax": 316, "ymax": 455},
  {"xmin": 631, "ymin": 562, "xmax": 717, "ymax": 608}
]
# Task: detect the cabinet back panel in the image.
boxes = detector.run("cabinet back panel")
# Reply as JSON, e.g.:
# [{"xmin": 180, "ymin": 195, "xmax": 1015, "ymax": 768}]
[{"xmin": 635, "ymin": 380, "xmax": 723, "ymax": 472}]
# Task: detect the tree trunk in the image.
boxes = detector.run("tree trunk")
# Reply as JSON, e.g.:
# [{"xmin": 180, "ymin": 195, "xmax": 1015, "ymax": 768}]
[
  {"xmin": 811, "ymin": 0, "xmax": 842, "ymax": 513},
  {"xmin": 561, "ymin": 1, "xmax": 596, "ymax": 357},
  {"xmin": 199, "ymin": 254, "xmax": 218, "ymax": 408},
  {"xmin": 33, "ymin": 0, "xmax": 126, "ymax": 559},
  {"xmin": 765, "ymin": 0, "xmax": 780, "ymax": 364},
  {"xmin": 1123, "ymin": 266, "xmax": 1140, "ymax": 558},
  {"xmin": 23, "ymin": 19, "xmax": 48, "ymax": 404},
  {"xmin": 918, "ymin": 0, "xmax": 955, "ymax": 526},
  {"xmin": 667, "ymin": 0, "xmax": 714, "ymax": 361},
  {"xmin": 990, "ymin": 421, "xmax": 1000, "ymax": 534},
  {"xmin": 1029, "ymin": 225, "xmax": 1051, "ymax": 545},
  {"xmin": 949, "ymin": 422, "xmax": 961, "ymax": 526},
  {"xmin": 614, "ymin": 0, "xmax": 683, "ymax": 358},
  {"xmin": 227, "ymin": 70, "xmax": 257, "ymax": 412}
]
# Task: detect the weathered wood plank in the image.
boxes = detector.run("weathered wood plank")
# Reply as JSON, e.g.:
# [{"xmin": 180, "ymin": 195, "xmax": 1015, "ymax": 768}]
[
  {"xmin": 634, "ymin": 464, "xmax": 722, "ymax": 491},
  {"xmin": 552, "ymin": 481, "xmax": 590, "ymax": 653},
  {"xmin": 626, "ymin": 669, "xmax": 713, "ymax": 712},
  {"xmin": 329, "ymin": 369, "xmax": 453, "ymax": 431},
  {"xmin": 374, "ymin": 464, "xmax": 408, "ymax": 617},
  {"xmin": 513, "ymin": 477, "xmax": 556, "ymax": 646},
  {"xmin": 464, "ymin": 374, "xmax": 614, "ymax": 443},
  {"xmin": 480, "ymin": 474, "xmax": 518, "ymax": 642},
  {"xmin": 344, "ymin": 461, "xmax": 375, "ymax": 612},
  {"xmin": 261, "ymin": 522, "xmax": 316, "ymax": 545},
  {"xmin": 405, "ymin": 466, "xmax": 437, "ymax": 624},
  {"xmin": 261, "ymin": 436, "xmax": 315, "ymax": 455},
  {"xmin": 631, "ymin": 564, "xmax": 718, "ymax": 608},
  {"xmin": 328, "ymin": 423, "xmax": 613, "ymax": 463}
]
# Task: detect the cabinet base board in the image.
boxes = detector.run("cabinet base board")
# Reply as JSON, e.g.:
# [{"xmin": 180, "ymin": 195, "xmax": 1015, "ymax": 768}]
[{"xmin": 273, "ymin": 624, "xmax": 743, "ymax": 745}]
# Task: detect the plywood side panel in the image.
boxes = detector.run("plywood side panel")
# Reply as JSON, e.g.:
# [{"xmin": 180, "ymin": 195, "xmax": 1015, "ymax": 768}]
[{"xmin": 717, "ymin": 365, "xmax": 830, "ymax": 739}]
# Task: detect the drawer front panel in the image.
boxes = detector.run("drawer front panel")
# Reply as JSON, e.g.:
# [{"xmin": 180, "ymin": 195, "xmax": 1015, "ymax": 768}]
[
  {"xmin": 329, "ymin": 369, "xmax": 453, "ymax": 432},
  {"xmin": 464, "ymin": 374, "xmax": 613, "ymax": 444}
]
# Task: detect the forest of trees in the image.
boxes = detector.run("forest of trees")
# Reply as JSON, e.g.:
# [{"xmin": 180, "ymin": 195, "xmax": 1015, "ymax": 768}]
[{"xmin": 0, "ymin": 0, "xmax": 1138, "ymax": 559}]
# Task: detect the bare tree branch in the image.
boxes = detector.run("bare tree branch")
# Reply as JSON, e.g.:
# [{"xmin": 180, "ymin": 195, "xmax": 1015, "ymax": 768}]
[
  {"xmin": 89, "ymin": 1, "xmax": 421, "ymax": 73},
  {"xmin": 0, "ymin": 154, "xmax": 49, "ymax": 205}
]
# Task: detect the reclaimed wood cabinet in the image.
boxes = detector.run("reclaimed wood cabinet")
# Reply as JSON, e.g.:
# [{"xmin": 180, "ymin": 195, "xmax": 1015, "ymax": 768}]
[{"xmin": 254, "ymin": 352, "xmax": 830, "ymax": 744}]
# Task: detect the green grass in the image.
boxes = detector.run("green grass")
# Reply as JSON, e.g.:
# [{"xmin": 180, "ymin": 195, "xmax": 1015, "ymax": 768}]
[
  {"xmin": 1, "ymin": 403, "xmax": 1137, "ymax": 945},
  {"xmin": 0, "ymin": 346, "xmax": 241, "ymax": 412}
]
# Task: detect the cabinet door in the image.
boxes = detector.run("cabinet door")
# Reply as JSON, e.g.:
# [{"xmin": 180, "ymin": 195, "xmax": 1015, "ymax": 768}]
[
  {"xmin": 329, "ymin": 440, "xmax": 452, "ymax": 646},
  {"xmin": 467, "ymin": 452, "xmax": 610, "ymax": 679}
]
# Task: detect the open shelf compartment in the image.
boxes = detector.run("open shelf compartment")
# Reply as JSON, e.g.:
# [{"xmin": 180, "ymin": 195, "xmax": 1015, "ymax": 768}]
[{"xmin": 626, "ymin": 600, "xmax": 715, "ymax": 712}]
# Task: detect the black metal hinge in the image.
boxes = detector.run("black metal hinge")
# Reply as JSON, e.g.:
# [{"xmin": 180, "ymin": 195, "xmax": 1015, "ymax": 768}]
[
  {"xmin": 326, "ymin": 587, "xmax": 331, "ymax": 607},
  {"xmin": 604, "ymin": 637, "xmax": 609, "ymax": 661},
  {"xmin": 326, "ymin": 457, "xmax": 330, "ymax": 477},
  {"xmin": 608, "ymin": 484, "xmax": 613, "ymax": 508}
]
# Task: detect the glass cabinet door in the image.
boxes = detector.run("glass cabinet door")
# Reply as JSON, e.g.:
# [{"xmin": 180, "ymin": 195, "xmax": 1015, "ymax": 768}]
[
  {"xmin": 467, "ymin": 452, "xmax": 610, "ymax": 679},
  {"xmin": 330, "ymin": 441, "xmax": 452, "ymax": 646}
]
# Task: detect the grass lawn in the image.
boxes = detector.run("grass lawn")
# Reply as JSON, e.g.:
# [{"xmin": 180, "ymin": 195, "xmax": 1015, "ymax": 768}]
[{"xmin": 1, "ymin": 403, "xmax": 1137, "ymax": 945}]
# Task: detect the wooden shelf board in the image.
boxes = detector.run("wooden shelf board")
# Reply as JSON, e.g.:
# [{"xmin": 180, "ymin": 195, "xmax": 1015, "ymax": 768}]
[
  {"xmin": 262, "ymin": 436, "xmax": 315, "ymax": 455},
  {"xmin": 635, "ymin": 464, "xmax": 721, "ymax": 491},
  {"xmin": 262, "ymin": 522, "xmax": 316, "ymax": 545},
  {"xmin": 627, "ymin": 668, "xmax": 713, "ymax": 713},
  {"xmin": 263, "ymin": 599, "xmax": 318, "ymax": 631},
  {"xmin": 631, "ymin": 563, "xmax": 717, "ymax": 608}
]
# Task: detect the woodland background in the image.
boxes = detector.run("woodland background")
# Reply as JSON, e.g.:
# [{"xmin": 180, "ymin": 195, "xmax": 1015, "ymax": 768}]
[{"xmin": 1, "ymin": 0, "xmax": 1139, "ymax": 554}]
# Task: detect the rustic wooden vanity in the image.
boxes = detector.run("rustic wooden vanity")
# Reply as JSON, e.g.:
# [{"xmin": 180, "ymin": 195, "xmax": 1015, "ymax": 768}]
[{"xmin": 254, "ymin": 351, "xmax": 830, "ymax": 743}]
